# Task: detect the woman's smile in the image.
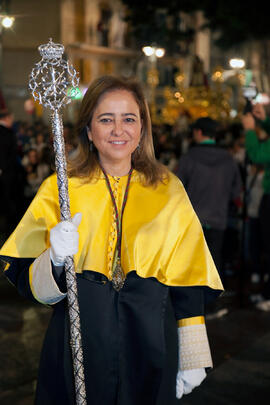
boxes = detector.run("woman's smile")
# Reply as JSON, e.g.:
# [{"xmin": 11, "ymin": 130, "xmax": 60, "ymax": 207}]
[{"xmin": 109, "ymin": 140, "xmax": 128, "ymax": 145}]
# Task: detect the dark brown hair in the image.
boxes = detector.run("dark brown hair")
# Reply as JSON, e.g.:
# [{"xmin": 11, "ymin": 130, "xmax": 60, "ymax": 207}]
[{"xmin": 68, "ymin": 75, "xmax": 168, "ymax": 186}]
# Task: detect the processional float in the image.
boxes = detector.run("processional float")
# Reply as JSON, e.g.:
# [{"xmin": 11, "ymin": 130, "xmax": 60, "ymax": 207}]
[{"xmin": 29, "ymin": 39, "xmax": 87, "ymax": 404}]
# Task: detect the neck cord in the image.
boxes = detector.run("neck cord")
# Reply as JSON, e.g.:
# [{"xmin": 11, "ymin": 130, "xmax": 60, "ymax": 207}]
[{"xmin": 100, "ymin": 165, "xmax": 133, "ymax": 290}]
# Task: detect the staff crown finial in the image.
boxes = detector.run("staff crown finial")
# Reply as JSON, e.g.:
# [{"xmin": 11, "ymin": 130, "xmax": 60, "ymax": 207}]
[
  {"xmin": 38, "ymin": 38, "xmax": 65, "ymax": 60},
  {"xmin": 29, "ymin": 39, "xmax": 80, "ymax": 111}
]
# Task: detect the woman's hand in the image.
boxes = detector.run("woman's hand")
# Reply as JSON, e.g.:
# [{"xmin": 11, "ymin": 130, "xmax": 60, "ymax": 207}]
[
  {"xmin": 49, "ymin": 213, "xmax": 82, "ymax": 266},
  {"xmin": 176, "ymin": 368, "xmax": 206, "ymax": 399}
]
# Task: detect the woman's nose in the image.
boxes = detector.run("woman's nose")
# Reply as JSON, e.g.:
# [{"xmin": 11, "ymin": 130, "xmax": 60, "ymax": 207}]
[{"xmin": 112, "ymin": 119, "xmax": 124, "ymax": 136}]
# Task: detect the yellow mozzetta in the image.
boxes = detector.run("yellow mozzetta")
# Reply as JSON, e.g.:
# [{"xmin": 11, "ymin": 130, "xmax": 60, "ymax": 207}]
[{"xmin": 0, "ymin": 170, "xmax": 223, "ymax": 290}]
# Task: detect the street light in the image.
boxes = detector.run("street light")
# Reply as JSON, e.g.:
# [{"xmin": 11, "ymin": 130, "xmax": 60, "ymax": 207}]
[
  {"xmin": 1, "ymin": 15, "xmax": 14, "ymax": 28},
  {"xmin": 155, "ymin": 48, "xmax": 165, "ymax": 58},
  {"xmin": 142, "ymin": 45, "xmax": 165, "ymax": 59},
  {"xmin": 0, "ymin": 13, "xmax": 15, "ymax": 91},
  {"xmin": 142, "ymin": 46, "xmax": 155, "ymax": 57},
  {"xmin": 142, "ymin": 45, "xmax": 165, "ymax": 121},
  {"xmin": 229, "ymin": 58, "xmax": 246, "ymax": 114},
  {"xmin": 229, "ymin": 58, "xmax": 245, "ymax": 69}
]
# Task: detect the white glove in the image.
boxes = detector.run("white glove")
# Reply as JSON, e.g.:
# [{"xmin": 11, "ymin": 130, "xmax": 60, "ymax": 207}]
[
  {"xmin": 176, "ymin": 368, "xmax": 206, "ymax": 399},
  {"xmin": 49, "ymin": 213, "xmax": 82, "ymax": 266}
]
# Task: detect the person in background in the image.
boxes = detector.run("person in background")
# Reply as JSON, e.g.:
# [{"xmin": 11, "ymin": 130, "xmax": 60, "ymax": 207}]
[
  {"xmin": 35, "ymin": 132, "xmax": 47, "ymax": 156},
  {"xmin": 0, "ymin": 108, "xmax": 20, "ymax": 238},
  {"xmin": 241, "ymin": 103, "xmax": 270, "ymax": 311},
  {"xmin": 22, "ymin": 146, "xmax": 53, "ymax": 210},
  {"xmin": 176, "ymin": 117, "xmax": 242, "ymax": 287},
  {"xmin": 15, "ymin": 121, "xmax": 29, "ymax": 158},
  {"xmin": 245, "ymin": 163, "xmax": 265, "ymax": 301}
]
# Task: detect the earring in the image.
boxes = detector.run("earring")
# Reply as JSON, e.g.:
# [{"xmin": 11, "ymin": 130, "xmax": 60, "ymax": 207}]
[{"xmin": 90, "ymin": 140, "xmax": 94, "ymax": 152}]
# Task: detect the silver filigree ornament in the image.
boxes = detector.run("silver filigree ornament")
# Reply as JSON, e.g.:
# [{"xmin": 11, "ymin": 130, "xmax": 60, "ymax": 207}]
[
  {"xmin": 29, "ymin": 39, "xmax": 87, "ymax": 405},
  {"xmin": 29, "ymin": 38, "xmax": 79, "ymax": 111}
]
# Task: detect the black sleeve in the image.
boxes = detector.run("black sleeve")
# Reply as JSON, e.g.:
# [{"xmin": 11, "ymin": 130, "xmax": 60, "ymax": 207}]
[
  {"xmin": 1, "ymin": 256, "xmax": 67, "ymax": 303},
  {"xmin": 1, "ymin": 256, "xmax": 37, "ymax": 302},
  {"xmin": 170, "ymin": 285, "xmax": 221, "ymax": 320},
  {"xmin": 170, "ymin": 286, "xmax": 204, "ymax": 320},
  {"xmin": 51, "ymin": 262, "xmax": 67, "ymax": 293}
]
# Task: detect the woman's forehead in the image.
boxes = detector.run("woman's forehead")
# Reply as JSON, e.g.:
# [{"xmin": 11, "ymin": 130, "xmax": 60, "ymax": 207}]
[{"xmin": 93, "ymin": 89, "xmax": 140, "ymax": 114}]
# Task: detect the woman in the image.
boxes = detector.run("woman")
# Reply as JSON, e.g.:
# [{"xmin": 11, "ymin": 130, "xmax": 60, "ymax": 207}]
[{"xmin": 0, "ymin": 76, "xmax": 223, "ymax": 405}]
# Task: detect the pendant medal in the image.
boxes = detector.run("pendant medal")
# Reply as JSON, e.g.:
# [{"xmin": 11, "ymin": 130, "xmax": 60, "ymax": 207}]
[{"xmin": 112, "ymin": 257, "xmax": 126, "ymax": 292}]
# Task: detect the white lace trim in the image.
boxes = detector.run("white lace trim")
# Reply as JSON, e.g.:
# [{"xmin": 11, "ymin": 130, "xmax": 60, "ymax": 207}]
[
  {"xmin": 30, "ymin": 249, "xmax": 67, "ymax": 305},
  {"xmin": 178, "ymin": 324, "xmax": 213, "ymax": 370}
]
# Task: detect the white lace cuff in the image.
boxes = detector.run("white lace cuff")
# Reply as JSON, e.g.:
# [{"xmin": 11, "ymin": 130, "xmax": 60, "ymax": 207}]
[
  {"xmin": 178, "ymin": 319, "xmax": 213, "ymax": 370},
  {"xmin": 29, "ymin": 249, "xmax": 67, "ymax": 305}
]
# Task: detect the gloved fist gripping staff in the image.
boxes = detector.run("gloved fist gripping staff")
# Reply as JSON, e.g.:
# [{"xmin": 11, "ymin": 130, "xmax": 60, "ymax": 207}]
[
  {"xmin": 50, "ymin": 213, "xmax": 82, "ymax": 267},
  {"xmin": 29, "ymin": 39, "xmax": 86, "ymax": 404}
]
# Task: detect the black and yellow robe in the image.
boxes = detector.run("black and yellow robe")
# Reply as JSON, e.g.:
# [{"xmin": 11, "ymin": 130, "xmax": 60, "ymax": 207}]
[{"xmin": 0, "ymin": 170, "xmax": 223, "ymax": 405}]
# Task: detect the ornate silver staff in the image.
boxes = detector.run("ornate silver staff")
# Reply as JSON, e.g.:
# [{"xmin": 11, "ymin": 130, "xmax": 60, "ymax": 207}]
[{"xmin": 29, "ymin": 39, "xmax": 87, "ymax": 404}]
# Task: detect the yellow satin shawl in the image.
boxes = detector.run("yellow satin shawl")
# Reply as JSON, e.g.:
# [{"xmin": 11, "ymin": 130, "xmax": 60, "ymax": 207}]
[{"xmin": 0, "ymin": 170, "xmax": 223, "ymax": 290}]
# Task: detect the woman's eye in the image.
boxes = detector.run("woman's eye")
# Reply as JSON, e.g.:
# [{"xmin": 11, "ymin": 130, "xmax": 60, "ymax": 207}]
[
  {"xmin": 125, "ymin": 117, "xmax": 135, "ymax": 123},
  {"xmin": 99, "ymin": 118, "xmax": 112, "ymax": 123}
]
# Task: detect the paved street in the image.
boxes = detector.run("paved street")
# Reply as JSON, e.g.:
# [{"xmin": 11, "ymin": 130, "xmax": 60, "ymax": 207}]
[{"xmin": 0, "ymin": 270, "xmax": 269, "ymax": 405}]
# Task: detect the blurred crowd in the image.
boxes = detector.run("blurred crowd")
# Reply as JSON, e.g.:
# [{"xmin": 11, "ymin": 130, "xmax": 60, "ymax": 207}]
[
  {"xmin": 0, "ymin": 102, "xmax": 269, "ymax": 310},
  {"xmin": 153, "ymin": 105, "xmax": 270, "ymax": 311},
  {"xmin": 0, "ymin": 110, "xmax": 77, "ymax": 239}
]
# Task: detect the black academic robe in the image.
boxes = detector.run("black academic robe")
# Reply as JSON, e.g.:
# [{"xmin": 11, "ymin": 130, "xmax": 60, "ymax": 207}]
[{"xmin": 3, "ymin": 258, "xmax": 215, "ymax": 405}]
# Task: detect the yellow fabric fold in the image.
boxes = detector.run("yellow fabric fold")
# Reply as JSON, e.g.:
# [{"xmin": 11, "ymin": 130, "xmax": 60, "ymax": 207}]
[
  {"xmin": 0, "ymin": 170, "xmax": 223, "ymax": 290},
  {"xmin": 177, "ymin": 316, "xmax": 205, "ymax": 328},
  {"xmin": 4, "ymin": 262, "xmax": 10, "ymax": 271}
]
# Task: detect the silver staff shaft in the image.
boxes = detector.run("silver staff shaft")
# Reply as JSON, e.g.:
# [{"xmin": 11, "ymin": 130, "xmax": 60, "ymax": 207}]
[
  {"xmin": 52, "ymin": 110, "xmax": 87, "ymax": 405},
  {"xmin": 29, "ymin": 39, "xmax": 86, "ymax": 403}
]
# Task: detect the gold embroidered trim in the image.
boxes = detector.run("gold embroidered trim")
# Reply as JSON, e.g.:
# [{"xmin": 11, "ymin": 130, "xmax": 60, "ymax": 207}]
[
  {"xmin": 107, "ymin": 178, "xmax": 120, "ymax": 278},
  {"xmin": 177, "ymin": 316, "xmax": 205, "ymax": 327}
]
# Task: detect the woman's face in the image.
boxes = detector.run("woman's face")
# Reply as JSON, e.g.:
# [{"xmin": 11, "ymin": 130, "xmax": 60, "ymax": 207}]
[{"xmin": 88, "ymin": 89, "xmax": 142, "ymax": 171}]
